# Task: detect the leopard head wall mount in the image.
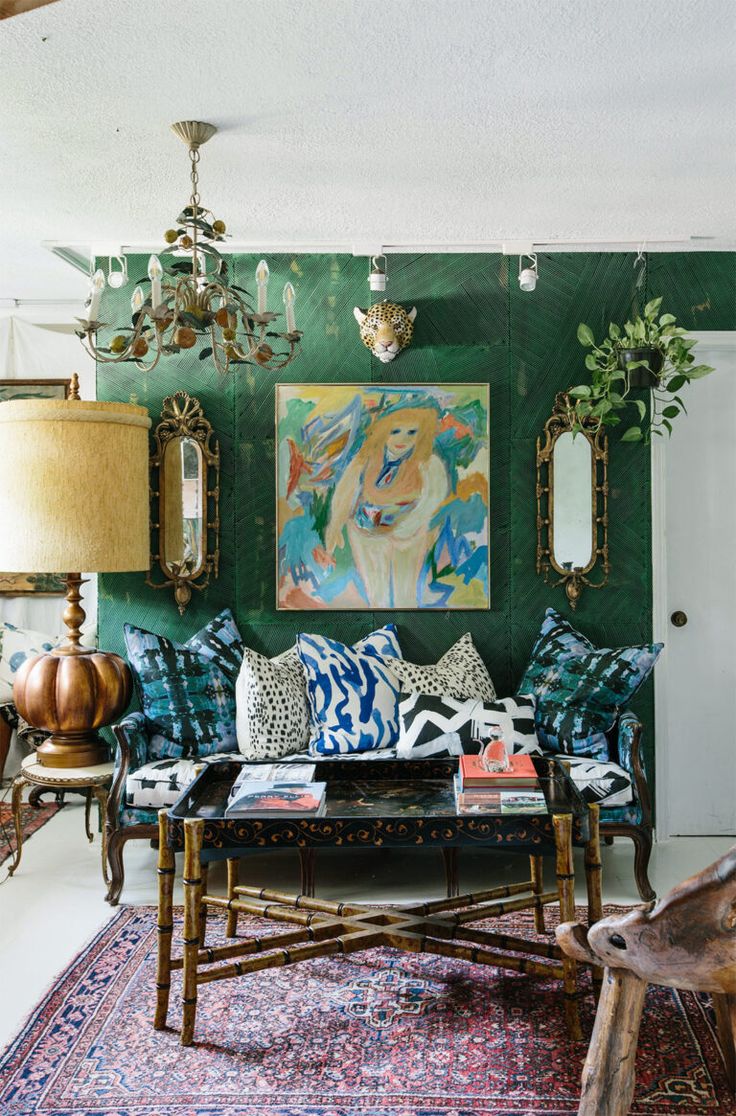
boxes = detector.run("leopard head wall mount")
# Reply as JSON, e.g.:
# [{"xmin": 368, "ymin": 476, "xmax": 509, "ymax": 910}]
[{"xmin": 353, "ymin": 300, "xmax": 418, "ymax": 363}]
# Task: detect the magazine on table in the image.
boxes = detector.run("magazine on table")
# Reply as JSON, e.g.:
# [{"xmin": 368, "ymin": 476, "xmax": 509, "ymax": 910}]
[
  {"xmin": 228, "ymin": 763, "xmax": 316, "ymax": 803},
  {"xmin": 225, "ymin": 780, "xmax": 327, "ymax": 817},
  {"xmin": 453, "ymin": 774, "xmax": 547, "ymax": 815}
]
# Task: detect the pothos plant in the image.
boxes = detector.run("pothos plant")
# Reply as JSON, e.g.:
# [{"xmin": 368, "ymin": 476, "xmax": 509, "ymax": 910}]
[{"xmin": 569, "ymin": 297, "xmax": 714, "ymax": 442}]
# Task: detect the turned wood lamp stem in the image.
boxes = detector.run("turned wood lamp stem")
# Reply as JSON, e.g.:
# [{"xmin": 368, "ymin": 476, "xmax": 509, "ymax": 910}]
[{"xmin": 58, "ymin": 574, "xmax": 88, "ymax": 655}]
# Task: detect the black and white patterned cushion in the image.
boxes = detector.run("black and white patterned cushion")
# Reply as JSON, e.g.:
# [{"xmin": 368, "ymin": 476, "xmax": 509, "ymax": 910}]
[
  {"xmin": 562, "ymin": 756, "xmax": 633, "ymax": 807},
  {"xmin": 388, "ymin": 633, "xmax": 496, "ymax": 702},
  {"xmin": 125, "ymin": 755, "xmax": 234, "ymax": 808},
  {"xmin": 397, "ymin": 693, "xmax": 541, "ymax": 759},
  {"xmin": 235, "ymin": 646, "xmax": 311, "ymax": 760}
]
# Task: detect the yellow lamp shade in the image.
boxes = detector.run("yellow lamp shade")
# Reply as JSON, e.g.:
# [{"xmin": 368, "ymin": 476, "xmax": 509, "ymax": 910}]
[{"xmin": 0, "ymin": 398, "xmax": 151, "ymax": 573}]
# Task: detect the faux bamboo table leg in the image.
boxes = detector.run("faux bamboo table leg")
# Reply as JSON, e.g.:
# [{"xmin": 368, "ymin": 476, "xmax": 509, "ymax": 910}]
[
  {"xmin": 199, "ymin": 862, "xmax": 210, "ymax": 946},
  {"xmin": 584, "ymin": 803, "xmax": 603, "ymax": 1000},
  {"xmin": 91, "ymin": 785, "xmax": 110, "ymax": 885},
  {"xmin": 181, "ymin": 817, "xmax": 205, "ymax": 1046},
  {"xmin": 154, "ymin": 809, "xmax": 175, "ymax": 1031},
  {"xmin": 553, "ymin": 813, "xmax": 582, "ymax": 1041},
  {"xmin": 7, "ymin": 774, "xmax": 26, "ymax": 876},
  {"xmin": 577, "ymin": 967, "xmax": 647, "ymax": 1116},
  {"xmin": 226, "ymin": 858, "xmax": 239, "ymax": 938},
  {"xmin": 529, "ymin": 854, "xmax": 545, "ymax": 932}
]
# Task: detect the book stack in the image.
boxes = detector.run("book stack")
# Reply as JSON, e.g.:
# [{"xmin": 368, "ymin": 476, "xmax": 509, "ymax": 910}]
[
  {"xmin": 454, "ymin": 753, "xmax": 547, "ymax": 815},
  {"xmin": 225, "ymin": 763, "xmax": 327, "ymax": 818}
]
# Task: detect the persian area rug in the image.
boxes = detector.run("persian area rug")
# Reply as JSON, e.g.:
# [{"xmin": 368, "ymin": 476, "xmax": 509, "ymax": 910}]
[
  {"xmin": 1, "ymin": 904, "xmax": 733, "ymax": 1116},
  {"xmin": 0, "ymin": 800, "xmax": 60, "ymax": 866}
]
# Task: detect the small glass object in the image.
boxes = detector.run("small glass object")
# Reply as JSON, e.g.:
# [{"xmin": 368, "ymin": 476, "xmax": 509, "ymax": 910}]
[{"xmin": 479, "ymin": 728, "xmax": 510, "ymax": 773}]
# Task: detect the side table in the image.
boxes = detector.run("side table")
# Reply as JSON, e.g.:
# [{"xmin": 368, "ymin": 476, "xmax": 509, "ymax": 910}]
[{"xmin": 8, "ymin": 754, "xmax": 114, "ymax": 884}]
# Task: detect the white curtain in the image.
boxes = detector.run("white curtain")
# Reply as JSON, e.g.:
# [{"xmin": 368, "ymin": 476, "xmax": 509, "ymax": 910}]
[{"xmin": 0, "ymin": 305, "xmax": 97, "ymax": 636}]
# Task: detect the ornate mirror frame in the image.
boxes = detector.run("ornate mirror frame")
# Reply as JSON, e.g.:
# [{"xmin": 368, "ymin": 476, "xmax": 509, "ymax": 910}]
[
  {"xmin": 536, "ymin": 392, "xmax": 609, "ymax": 609},
  {"xmin": 146, "ymin": 392, "xmax": 220, "ymax": 614}
]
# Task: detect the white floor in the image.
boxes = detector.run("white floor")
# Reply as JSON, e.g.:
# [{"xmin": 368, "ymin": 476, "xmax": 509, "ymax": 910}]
[{"xmin": 0, "ymin": 795, "xmax": 732, "ymax": 1053}]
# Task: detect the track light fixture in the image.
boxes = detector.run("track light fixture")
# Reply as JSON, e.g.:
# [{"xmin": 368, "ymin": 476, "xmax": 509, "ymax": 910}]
[
  {"xmin": 518, "ymin": 254, "xmax": 538, "ymax": 292},
  {"xmin": 107, "ymin": 256, "xmax": 128, "ymax": 289},
  {"xmin": 369, "ymin": 254, "xmax": 387, "ymax": 293}
]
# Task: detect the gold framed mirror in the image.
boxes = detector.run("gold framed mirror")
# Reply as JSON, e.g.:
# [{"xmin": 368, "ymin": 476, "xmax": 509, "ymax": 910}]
[
  {"xmin": 536, "ymin": 393, "xmax": 609, "ymax": 609},
  {"xmin": 146, "ymin": 392, "xmax": 220, "ymax": 613}
]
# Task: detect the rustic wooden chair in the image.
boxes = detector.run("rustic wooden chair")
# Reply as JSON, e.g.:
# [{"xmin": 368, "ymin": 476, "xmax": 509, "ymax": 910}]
[{"xmin": 556, "ymin": 846, "xmax": 736, "ymax": 1116}]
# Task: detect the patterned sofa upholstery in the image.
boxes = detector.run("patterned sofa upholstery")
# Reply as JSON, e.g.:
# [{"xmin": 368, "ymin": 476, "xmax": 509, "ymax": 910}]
[{"xmin": 105, "ymin": 708, "xmax": 654, "ymax": 905}]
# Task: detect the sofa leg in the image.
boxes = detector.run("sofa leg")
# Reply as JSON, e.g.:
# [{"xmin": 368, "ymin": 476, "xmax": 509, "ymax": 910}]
[
  {"xmin": 631, "ymin": 828, "xmax": 656, "ymax": 902},
  {"xmin": 299, "ymin": 849, "xmax": 315, "ymax": 897},
  {"xmin": 443, "ymin": 847, "xmax": 459, "ymax": 898},
  {"xmin": 106, "ymin": 829, "xmax": 126, "ymax": 906}
]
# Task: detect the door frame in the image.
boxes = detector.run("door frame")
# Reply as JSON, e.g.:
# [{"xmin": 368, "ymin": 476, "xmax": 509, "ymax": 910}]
[{"xmin": 652, "ymin": 331, "xmax": 736, "ymax": 839}]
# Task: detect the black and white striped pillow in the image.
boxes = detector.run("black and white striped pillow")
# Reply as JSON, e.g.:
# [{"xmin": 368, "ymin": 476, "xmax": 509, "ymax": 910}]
[{"xmin": 397, "ymin": 693, "xmax": 541, "ymax": 759}]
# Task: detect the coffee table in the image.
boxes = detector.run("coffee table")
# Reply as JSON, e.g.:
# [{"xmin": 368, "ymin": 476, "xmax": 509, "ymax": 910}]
[{"xmin": 156, "ymin": 756, "xmax": 602, "ymax": 1046}]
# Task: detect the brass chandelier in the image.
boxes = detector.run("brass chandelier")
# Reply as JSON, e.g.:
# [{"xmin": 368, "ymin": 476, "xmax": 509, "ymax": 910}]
[{"xmin": 77, "ymin": 121, "xmax": 302, "ymax": 375}]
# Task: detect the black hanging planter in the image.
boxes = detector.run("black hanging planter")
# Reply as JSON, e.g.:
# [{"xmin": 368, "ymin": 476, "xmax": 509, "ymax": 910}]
[{"xmin": 618, "ymin": 347, "xmax": 664, "ymax": 388}]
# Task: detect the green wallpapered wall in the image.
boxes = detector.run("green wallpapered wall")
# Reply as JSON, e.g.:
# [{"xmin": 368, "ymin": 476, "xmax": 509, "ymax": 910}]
[{"xmin": 97, "ymin": 251, "xmax": 736, "ymax": 784}]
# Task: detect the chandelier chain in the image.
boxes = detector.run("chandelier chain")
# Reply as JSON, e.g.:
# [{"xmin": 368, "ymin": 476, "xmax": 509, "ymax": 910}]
[{"xmin": 189, "ymin": 146, "xmax": 201, "ymax": 210}]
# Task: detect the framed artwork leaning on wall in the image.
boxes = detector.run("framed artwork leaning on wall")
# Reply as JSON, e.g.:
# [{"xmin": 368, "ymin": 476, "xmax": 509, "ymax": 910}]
[
  {"xmin": 276, "ymin": 382, "xmax": 490, "ymax": 610},
  {"xmin": 0, "ymin": 378, "xmax": 70, "ymax": 596}
]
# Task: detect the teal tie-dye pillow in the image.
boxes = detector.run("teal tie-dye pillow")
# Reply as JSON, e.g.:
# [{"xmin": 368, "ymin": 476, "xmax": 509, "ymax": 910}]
[
  {"xmin": 124, "ymin": 609, "xmax": 245, "ymax": 759},
  {"xmin": 518, "ymin": 608, "xmax": 662, "ymax": 761}
]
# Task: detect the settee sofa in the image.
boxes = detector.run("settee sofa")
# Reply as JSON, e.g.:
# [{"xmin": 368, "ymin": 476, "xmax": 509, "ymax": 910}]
[
  {"xmin": 105, "ymin": 607, "xmax": 660, "ymax": 905},
  {"xmin": 105, "ymin": 707, "xmax": 653, "ymax": 904}
]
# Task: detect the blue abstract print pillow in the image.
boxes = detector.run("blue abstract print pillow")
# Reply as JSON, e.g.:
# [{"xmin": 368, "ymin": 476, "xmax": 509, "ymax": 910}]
[
  {"xmin": 518, "ymin": 608, "xmax": 662, "ymax": 761},
  {"xmin": 297, "ymin": 624, "xmax": 403, "ymax": 755},
  {"xmin": 124, "ymin": 609, "xmax": 245, "ymax": 760}
]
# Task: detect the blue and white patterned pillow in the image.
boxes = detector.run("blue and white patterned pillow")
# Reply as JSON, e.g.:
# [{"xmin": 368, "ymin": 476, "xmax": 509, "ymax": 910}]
[
  {"xmin": 124, "ymin": 609, "xmax": 245, "ymax": 760},
  {"xmin": 518, "ymin": 608, "xmax": 662, "ymax": 761},
  {"xmin": 297, "ymin": 625, "xmax": 403, "ymax": 755}
]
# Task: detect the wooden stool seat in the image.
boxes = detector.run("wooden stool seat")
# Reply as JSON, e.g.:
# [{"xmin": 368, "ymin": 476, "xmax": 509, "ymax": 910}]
[{"xmin": 557, "ymin": 846, "xmax": 736, "ymax": 1115}]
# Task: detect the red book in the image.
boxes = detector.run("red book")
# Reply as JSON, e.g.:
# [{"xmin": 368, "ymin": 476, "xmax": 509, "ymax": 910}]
[{"xmin": 459, "ymin": 753, "xmax": 539, "ymax": 789}]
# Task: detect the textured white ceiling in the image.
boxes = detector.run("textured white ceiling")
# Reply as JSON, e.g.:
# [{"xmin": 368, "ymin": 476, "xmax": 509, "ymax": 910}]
[{"xmin": 1, "ymin": 0, "xmax": 734, "ymax": 299}]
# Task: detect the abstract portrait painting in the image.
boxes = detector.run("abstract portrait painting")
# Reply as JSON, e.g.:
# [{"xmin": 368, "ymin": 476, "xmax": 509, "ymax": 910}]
[{"xmin": 276, "ymin": 383, "xmax": 490, "ymax": 610}]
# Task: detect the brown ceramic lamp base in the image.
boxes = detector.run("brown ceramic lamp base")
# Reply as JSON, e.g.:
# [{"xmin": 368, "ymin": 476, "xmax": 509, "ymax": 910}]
[
  {"xmin": 36, "ymin": 730, "xmax": 110, "ymax": 769},
  {"xmin": 13, "ymin": 574, "xmax": 132, "ymax": 769}
]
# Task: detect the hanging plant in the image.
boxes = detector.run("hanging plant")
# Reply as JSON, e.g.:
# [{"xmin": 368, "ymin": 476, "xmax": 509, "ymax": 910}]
[{"xmin": 569, "ymin": 298, "xmax": 714, "ymax": 442}]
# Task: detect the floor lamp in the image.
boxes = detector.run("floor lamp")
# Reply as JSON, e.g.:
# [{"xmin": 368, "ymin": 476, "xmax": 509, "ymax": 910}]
[{"xmin": 0, "ymin": 375, "xmax": 151, "ymax": 767}]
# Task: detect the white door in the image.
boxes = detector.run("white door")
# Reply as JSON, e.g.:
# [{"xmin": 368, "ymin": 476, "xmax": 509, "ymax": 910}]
[{"xmin": 654, "ymin": 332, "xmax": 736, "ymax": 837}]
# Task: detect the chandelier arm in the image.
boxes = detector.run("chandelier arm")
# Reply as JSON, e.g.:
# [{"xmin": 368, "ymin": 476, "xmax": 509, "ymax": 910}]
[
  {"xmin": 208, "ymin": 329, "xmax": 230, "ymax": 377},
  {"xmin": 236, "ymin": 329, "xmax": 262, "ymax": 361},
  {"xmin": 257, "ymin": 340, "xmax": 301, "ymax": 372},
  {"xmin": 133, "ymin": 325, "xmax": 165, "ymax": 372}
]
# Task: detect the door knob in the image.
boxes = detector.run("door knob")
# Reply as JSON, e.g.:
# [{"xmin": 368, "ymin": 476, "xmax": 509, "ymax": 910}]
[{"xmin": 671, "ymin": 610, "xmax": 688, "ymax": 628}]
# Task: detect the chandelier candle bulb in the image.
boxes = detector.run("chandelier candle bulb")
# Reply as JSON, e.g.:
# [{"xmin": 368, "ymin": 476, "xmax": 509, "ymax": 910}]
[
  {"xmin": 148, "ymin": 255, "xmax": 164, "ymax": 308},
  {"xmin": 87, "ymin": 269, "xmax": 106, "ymax": 322},
  {"xmin": 283, "ymin": 282, "xmax": 297, "ymax": 333},
  {"xmin": 131, "ymin": 286, "xmax": 145, "ymax": 313},
  {"xmin": 256, "ymin": 260, "xmax": 269, "ymax": 314}
]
